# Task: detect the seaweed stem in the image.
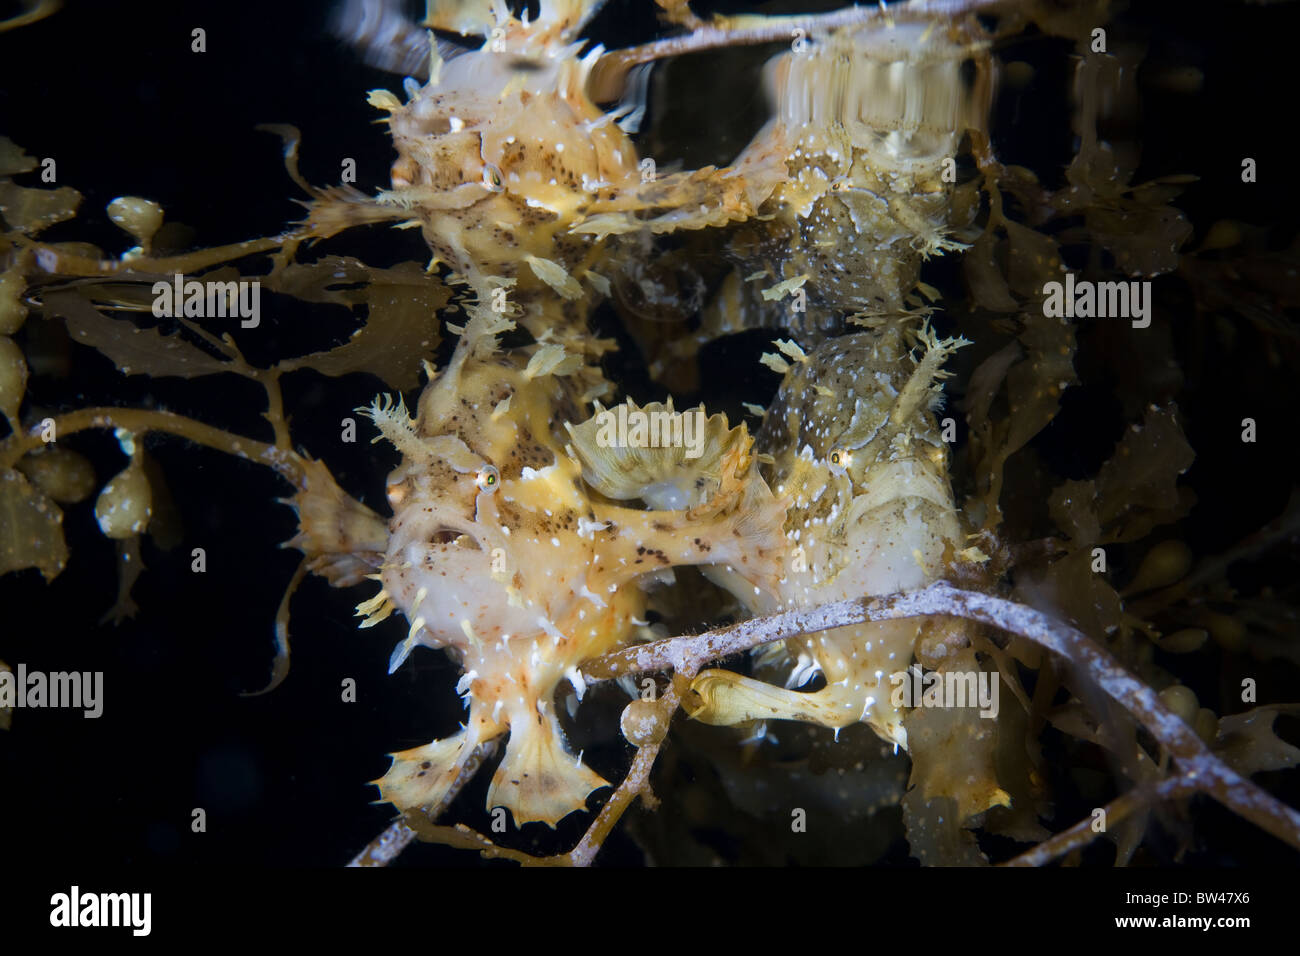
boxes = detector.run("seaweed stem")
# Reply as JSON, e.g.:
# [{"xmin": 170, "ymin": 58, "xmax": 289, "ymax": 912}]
[
  {"xmin": 589, "ymin": 0, "xmax": 1007, "ymax": 101},
  {"xmin": 584, "ymin": 581, "xmax": 1300, "ymax": 855},
  {"xmin": 1002, "ymin": 777, "xmax": 1195, "ymax": 867},
  {"xmin": 0, "ymin": 407, "xmax": 307, "ymax": 486},
  {"xmin": 347, "ymin": 819, "xmax": 417, "ymax": 867},
  {"xmin": 566, "ymin": 670, "xmax": 689, "ymax": 866}
]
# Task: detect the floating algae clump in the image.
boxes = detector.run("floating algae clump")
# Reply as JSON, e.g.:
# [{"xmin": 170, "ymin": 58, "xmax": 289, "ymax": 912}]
[{"xmin": 1, "ymin": 0, "xmax": 1299, "ymax": 869}]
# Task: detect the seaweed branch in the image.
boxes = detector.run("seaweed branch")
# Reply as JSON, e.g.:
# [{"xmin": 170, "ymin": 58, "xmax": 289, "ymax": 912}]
[
  {"xmin": 392, "ymin": 582, "xmax": 1300, "ymax": 865},
  {"xmin": 583, "ymin": 582, "xmax": 1300, "ymax": 860},
  {"xmin": 590, "ymin": 0, "xmax": 1006, "ymax": 100},
  {"xmin": 567, "ymin": 671, "xmax": 687, "ymax": 866},
  {"xmin": 0, "ymin": 407, "xmax": 306, "ymax": 485},
  {"xmin": 1002, "ymin": 776, "xmax": 1195, "ymax": 867}
]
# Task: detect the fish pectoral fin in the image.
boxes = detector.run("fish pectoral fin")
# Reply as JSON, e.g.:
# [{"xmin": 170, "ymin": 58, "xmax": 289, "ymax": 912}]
[
  {"xmin": 486, "ymin": 711, "xmax": 608, "ymax": 828},
  {"xmin": 687, "ymin": 669, "xmax": 846, "ymax": 727},
  {"xmin": 375, "ymin": 727, "xmax": 492, "ymax": 818},
  {"xmin": 687, "ymin": 668, "xmax": 909, "ymax": 751}
]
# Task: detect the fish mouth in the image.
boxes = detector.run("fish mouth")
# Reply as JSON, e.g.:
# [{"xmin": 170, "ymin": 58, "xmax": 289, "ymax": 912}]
[{"xmin": 428, "ymin": 526, "xmax": 482, "ymax": 550}]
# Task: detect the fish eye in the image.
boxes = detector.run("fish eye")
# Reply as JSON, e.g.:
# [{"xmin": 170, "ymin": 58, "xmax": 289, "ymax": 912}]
[
  {"xmin": 482, "ymin": 163, "xmax": 504, "ymax": 192},
  {"xmin": 827, "ymin": 448, "xmax": 851, "ymax": 475},
  {"xmin": 475, "ymin": 464, "xmax": 500, "ymax": 492},
  {"xmin": 386, "ymin": 481, "xmax": 407, "ymax": 507}
]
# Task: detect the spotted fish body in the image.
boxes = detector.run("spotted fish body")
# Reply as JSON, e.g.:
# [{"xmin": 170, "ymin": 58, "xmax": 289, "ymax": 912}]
[
  {"xmin": 692, "ymin": 323, "xmax": 967, "ymax": 749},
  {"xmin": 325, "ymin": 0, "xmax": 978, "ymax": 821},
  {"xmin": 381, "ymin": 36, "xmax": 639, "ymax": 290},
  {"xmin": 364, "ymin": 309, "xmax": 786, "ymax": 825},
  {"xmin": 723, "ymin": 18, "xmax": 993, "ymax": 325},
  {"xmin": 362, "ymin": 0, "xmax": 785, "ymax": 398}
]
